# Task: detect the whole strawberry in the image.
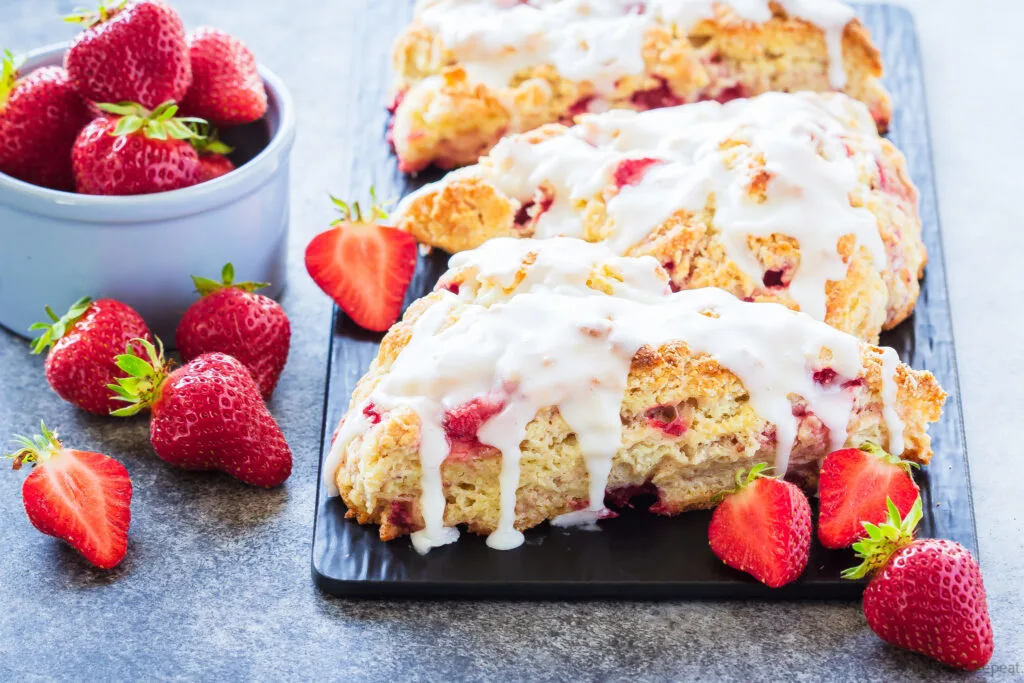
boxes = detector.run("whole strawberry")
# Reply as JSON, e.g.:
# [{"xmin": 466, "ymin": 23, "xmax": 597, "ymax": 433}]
[
  {"xmin": 176, "ymin": 263, "xmax": 290, "ymax": 399},
  {"xmin": 179, "ymin": 27, "xmax": 267, "ymax": 127},
  {"xmin": 7, "ymin": 423, "xmax": 132, "ymax": 569},
  {"xmin": 30, "ymin": 297, "xmax": 153, "ymax": 415},
  {"xmin": 818, "ymin": 442, "xmax": 920, "ymax": 549},
  {"xmin": 708, "ymin": 463, "xmax": 811, "ymax": 588},
  {"xmin": 844, "ymin": 499, "xmax": 994, "ymax": 670},
  {"xmin": 0, "ymin": 51, "xmax": 92, "ymax": 191},
  {"xmin": 72, "ymin": 101, "xmax": 204, "ymax": 195},
  {"xmin": 109, "ymin": 339, "xmax": 292, "ymax": 487},
  {"xmin": 64, "ymin": 0, "xmax": 191, "ymax": 109}
]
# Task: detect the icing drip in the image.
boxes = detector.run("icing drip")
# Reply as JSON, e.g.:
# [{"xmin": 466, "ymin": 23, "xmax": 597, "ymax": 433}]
[
  {"xmin": 416, "ymin": 0, "xmax": 856, "ymax": 92},
  {"xmin": 399, "ymin": 92, "xmax": 886, "ymax": 322},
  {"xmin": 326, "ymin": 238, "xmax": 903, "ymax": 553},
  {"xmin": 879, "ymin": 346, "xmax": 905, "ymax": 455}
]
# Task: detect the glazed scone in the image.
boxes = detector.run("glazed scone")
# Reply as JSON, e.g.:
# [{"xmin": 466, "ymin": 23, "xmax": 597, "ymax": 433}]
[
  {"xmin": 396, "ymin": 92, "xmax": 924, "ymax": 343},
  {"xmin": 325, "ymin": 239, "xmax": 945, "ymax": 552},
  {"xmin": 391, "ymin": 0, "xmax": 892, "ymax": 172}
]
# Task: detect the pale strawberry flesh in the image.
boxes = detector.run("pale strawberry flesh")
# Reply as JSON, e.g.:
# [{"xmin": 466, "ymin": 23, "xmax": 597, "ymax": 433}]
[
  {"xmin": 305, "ymin": 221, "xmax": 418, "ymax": 333},
  {"xmin": 22, "ymin": 449, "xmax": 132, "ymax": 569}
]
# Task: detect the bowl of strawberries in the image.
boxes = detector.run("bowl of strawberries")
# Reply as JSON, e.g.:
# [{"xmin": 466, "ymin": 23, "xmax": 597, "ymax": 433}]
[{"xmin": 0, "ymin": 0, "xmax": 296, "ymax": 341}]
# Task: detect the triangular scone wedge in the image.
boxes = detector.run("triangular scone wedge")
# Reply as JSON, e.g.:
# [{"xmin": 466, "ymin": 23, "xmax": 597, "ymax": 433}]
[{"xmin": 326, "ymin": 239, "xmax": 944, "ymax": 551}]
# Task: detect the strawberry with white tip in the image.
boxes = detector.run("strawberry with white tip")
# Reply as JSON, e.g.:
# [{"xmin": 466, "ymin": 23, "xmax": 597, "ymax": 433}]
[
  {"xmin": 305, "ymin": 191, "xmax": 418, "ymax": 332},
  {"xmin": 7, "ymin": 423, "xmax": 132, "ymax": 569},
  {"xmin": 844, "ymin": 498, "xmax": 994, "ymax": 670}
]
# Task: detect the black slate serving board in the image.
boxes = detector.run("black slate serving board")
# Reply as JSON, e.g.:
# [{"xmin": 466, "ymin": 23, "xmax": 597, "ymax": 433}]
[{"xmin": 311, "ymin": 3, "xmax": 976, "ymax": 598}]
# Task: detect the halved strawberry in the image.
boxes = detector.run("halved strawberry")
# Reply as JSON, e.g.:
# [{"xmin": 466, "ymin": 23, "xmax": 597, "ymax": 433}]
[
  {"xmin": 7, "ymin": 423, "xmax": 132, "ymax": 569},
  {"xmin": 708, "ymin": 463, "xmax": 811, "ymax": 588},
  {"xmin": 305, "ymin": 192, "xmax": 417, "ymax": 332},
  {"xmin": 818, "ymin": 442, "xmax": 919, "ymax": 549}
]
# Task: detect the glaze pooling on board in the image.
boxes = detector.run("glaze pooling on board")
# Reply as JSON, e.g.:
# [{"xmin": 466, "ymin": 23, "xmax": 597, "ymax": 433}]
[
  {"xmin": 399, "ymin": 92, "xmax": 887, "ymax": 322},
  {"xmin": 326, "ymin": 238, "xmax": 904, "ymax": 553},
  {"xmin": 417, "ymin": 0, "xmax": 854, "ymax": 93}
]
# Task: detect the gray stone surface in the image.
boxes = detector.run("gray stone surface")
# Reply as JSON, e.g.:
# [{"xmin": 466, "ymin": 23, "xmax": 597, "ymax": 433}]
[{"xmin": 0, "ymin": 1, "xmax": 1021, "ymax": 681}]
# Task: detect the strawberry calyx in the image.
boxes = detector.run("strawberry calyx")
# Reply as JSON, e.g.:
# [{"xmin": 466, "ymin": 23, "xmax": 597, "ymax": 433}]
[
  {"xmin": 107, "ymin": 337, "xmax": 171, "ymax": 416},
  {"xmin": 330, "ymin": 186, "xmax": 391, "ymax": 226},
  {"xmin": 858, "ymin": 440, "xmax": 919, "ymax": 476},
  {"xmin": 63, "ymin": 0, "xmax": 128, "ymax": 29},
  {"xmin": 96, "ymin": 101, "xmax": 207, "ymax": 141},
  {"xmin": 0, "ymin": 49, "xmax": 23, "ymax": 109},
  {"xmin": 6, "ymin": 421, "xmax": 63, "ymax": 470},
  {"xmin": 711, "ymin": 462, "xmax": 774, "ymax": 503},
  {"xmin": 192, "ymin": 262, "xmax": 269, "ymax": 296},
  {"xmin": 189, "ymin": 123, "xmax": 234, "ymax": 157},
  {"xmin": 28, "ymin": 296, "xmax": 93, "ymax": 354},
  {"xmin": 842, "ymin": 496, "xmax": 923, "ymax": 580}
]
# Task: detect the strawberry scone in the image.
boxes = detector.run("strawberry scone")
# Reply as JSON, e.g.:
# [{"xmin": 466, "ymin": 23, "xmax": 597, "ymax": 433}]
[
  {"xmin": 325, "ymin": 238, "xmax": 945, "ymax": 552},
  {"xmin": 391, "ymin": 0, "xmax": 892, "ymax": 172},
  {"xmin": 395, "ymin": 92, "xmax": 923, "ymax": 343}
]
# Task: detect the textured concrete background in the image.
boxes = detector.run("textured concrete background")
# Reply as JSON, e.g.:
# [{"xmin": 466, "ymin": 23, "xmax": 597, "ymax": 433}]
[{"xmin": 0, "ymin": 1, "xmax": 1021, "ymax": 681}]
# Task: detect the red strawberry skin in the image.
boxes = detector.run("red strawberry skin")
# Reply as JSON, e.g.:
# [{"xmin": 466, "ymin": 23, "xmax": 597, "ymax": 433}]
[
  {"xmin": 818, "ymin": 447, "xmax": 920, "ymax": 549},
  {"xmin": 72, "ymin": 116, "xmax": 202, "ymax": 195},
  {"xmin": 0, "ymin": 66, "xmax": 92, "ymax": 191},
  {"xmin": 864, "ymin": 539, "xmax": 994, "ymax": 670},
  {"xmin": 176, "ymin": 288, "xmax": 291, "ymax": 399},
  {"xmin": 150, "ymin": 353, "xmax": 292, "ymax": 487},
  {"xmin": 198, "ymin": 153, "xmax": 235, "ymax": 182},
  {"xmin": 305, "ymin": 221, "xmax": 418, "ymax": 332},
  {"xmin": 64, "ymin": 0, "xmax": 191, "ymax": 109},
  {"xmin": 45, "ymin": 300, "xmax": 153, "ymax": 415},
  {"xmin": 22, "ymin": 449, "xmax": 132, "ymax": 569},
  {"xmin": 179, "ymin": 27, "xmax": 267, "ymax": 127},
  {"xmin": 708, "ymin": 476, "xmax": 811, "ymax": 588}
]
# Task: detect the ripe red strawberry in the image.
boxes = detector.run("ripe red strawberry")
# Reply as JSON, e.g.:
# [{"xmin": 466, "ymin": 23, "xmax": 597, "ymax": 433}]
[
  {"xmin": 176, "ymin": 263, "xmax": 290, "ymax": 399},
  {"xmin": 305, "ymin": 193, "xmax": 417, "ymax": 332},
  {"xmin": 0, "ymin": 51, "xmax": 92, "ymax": 191},
  {"xmin": 179, "ymin": 27, "xmax": 267, "ymax": 127},
  {"xmin": 844, "ymin": 499, "xmax": 994, "ymax": 670},
  {"xmin": 190, "ymin": 126, "xmax": 235, "ymax": 182},
  {"xmin": 30, "ymin": 297, "xmax": 153, "ymax": 415},
  {"xmin": 109, "ymin": 339, "xmax": 292, "ymax": 487},
  {"xmin": 72, "ymin": 101, "xmax": 204, "ymax": 195},
  {"xmin": 708, "ymin": 463, "xmax": 811, "ymax": 588},
  {"xmin": 64, "ymin": 0, "xmax": 191, "ymax": 109},
  {"xmin": 818, "ymin": 442, "xmax": 920, "ymax": 549},
  {"xmin": 7, "ymin": 423, "xmax": 132, "ymax": 569}
]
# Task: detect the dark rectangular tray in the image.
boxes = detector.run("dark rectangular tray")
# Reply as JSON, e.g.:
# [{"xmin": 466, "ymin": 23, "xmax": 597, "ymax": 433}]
[{"xmin": 311, "ymin": 3, "xmax": 976, "ymax": 599}]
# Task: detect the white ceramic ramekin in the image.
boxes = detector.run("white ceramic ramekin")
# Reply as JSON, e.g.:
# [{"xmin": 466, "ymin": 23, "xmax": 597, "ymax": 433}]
[{"xmin": 0, "ymin": 43, "xmax": 296, "ymax": 343}]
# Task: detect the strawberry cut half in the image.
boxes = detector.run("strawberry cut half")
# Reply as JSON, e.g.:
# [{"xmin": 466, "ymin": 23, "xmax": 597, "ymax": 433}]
[{"xmin": 305, "ymin": 194, "xmax": 418, "ymax": 332}]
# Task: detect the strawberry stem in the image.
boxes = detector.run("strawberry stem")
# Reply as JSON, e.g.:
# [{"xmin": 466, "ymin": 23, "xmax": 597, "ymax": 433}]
[
  {"xmin": 329, "ymin": 186, "xmax": 392, "ymax": 226},
  {"xmin": 841, "ymin": 496, "xmax": 923, "ymax": 580},
  {"xmin": 5, "ymin": 421, "xmax": 62, "ymax": 470},
  {"xmin": 191, "ymin": 263, "xmax": 269, "ymax": 296},
  {"xmin": 189, "ymin": 123, "xmax": 234, "ymax": 156},
  {"xmin": 107, "ymin": 338, "xmax": 170, "ymax": 417},
  {"xmin": 64, "ymin": 0, "xmax": 127, "ymax": 28},
  {"xmin": 97, "ymin": 101, "xmax": 209, "ymax": 142},
  {"xmin": 28, "ymin": 297, "xmax": 93, "ymax": 354}
]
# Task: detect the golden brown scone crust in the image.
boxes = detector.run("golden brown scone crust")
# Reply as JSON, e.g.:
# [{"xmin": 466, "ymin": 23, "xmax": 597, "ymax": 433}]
[
  {"xmin": 391, "ymin": 2, "xmax": 892, "ymax": 172},
  {"xmin": 333, "ymin": 284, "xmax": 945, "ymax": 544}
]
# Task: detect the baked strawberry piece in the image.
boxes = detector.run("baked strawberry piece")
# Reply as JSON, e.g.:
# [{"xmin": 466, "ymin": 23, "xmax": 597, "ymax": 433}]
[
  {"xmin": 109, "ymin": 339, "xmax": 292, "ymax": 487},
  {"xmin": 64, "ymin": 0, "xmax": 191, "ymax": 109},
  {"xmin": 177, "ymin": 263, "xmax": 290, "ymax": 399},
  {"xmin": 305, "ymin": 194, "xmax": 418, "ymax": 332},
  {"xmin": 7, "ymin": 423, "xmax": 132, "ymax": 569},
  {"xmin": 0, "ymin": 51, "xmax": 91, "ymax": 191},
  {"xmin": 179, "ymin": 27, "xmax": 267, "ymax": 127},
  {"xmin": 30, "ymin": 297, "xmax": 153, "ymax": 415},
  {"xmin": 72, "ymin": 101, "xmax": 204, "ymax": 195}
]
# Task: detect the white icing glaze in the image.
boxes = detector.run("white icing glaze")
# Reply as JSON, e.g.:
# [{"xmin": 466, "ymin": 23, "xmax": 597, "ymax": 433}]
[
  {"xmin": 415, "ymin": 0, "xmax": 855, "ymax": 93},
  {"xmin": 325, "ymin": 238, "xmax": 904, "ymax": 553},
  {"xmin": 398, "ymin": 92, "xmax": 886, "ymax": 322},
  {"xmin": 879, "ymin": 345, "xmax": 905, "ymax": 455}
]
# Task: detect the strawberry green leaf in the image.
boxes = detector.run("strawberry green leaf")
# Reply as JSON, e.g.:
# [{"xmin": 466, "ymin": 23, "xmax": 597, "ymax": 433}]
[
  {"xmin": 108, "ymin": 338, "xmax": 169, "ymax": 417},
  {"xmin": 64, "ymin": 0, "xmax": 127, "ymax": 28},
  {"xmin": 841, "ymin": 496, "xmax": 923, "ymax": 580},
  {"xmin": 0, "ymin": 49, "xmax": 23, "ymax": 109},
  {"xmin": 29, "ymin": 297, "xmax": 92, "ymax": 354},
  {"xmin": 191, "ymin": 262, "xmax": 269, "ymax": 297},
  {"xmin": 5, "ymin": 421, "xmax": 63, "ymax": 469}
]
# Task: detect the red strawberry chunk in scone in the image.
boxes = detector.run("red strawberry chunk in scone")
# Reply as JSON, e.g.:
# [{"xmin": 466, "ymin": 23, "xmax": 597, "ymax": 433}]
[
  {"xmin": 613, "ymin": 157, "xmax": 662, "ymax": 189},
  {"xmin": 441, "ymin": 394, "xmax": 507, "ymax": 461},
  {"xmin": 644, "ymin": 404, "xmax": 690, "ymax": 437}
]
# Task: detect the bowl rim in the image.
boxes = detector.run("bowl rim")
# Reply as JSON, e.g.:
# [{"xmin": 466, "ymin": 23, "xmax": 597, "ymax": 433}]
[{"xmin": 0, "ymin": 42, "xmax": 297, "ymax": 223}]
